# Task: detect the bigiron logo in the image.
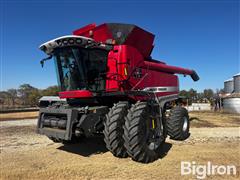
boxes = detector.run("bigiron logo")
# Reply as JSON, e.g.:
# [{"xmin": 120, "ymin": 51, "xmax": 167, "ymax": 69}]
[{"xmin": 181, "ymin": 161, "xmax": 237, "ymax": 179}]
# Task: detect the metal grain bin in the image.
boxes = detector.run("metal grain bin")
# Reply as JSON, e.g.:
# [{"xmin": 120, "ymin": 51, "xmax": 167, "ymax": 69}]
[
  {"xmin": 233, "ymin": 73, "xmax": 240, "ymax": 93},
  {"xmin": 223, "ymin": 97, "xmax": 240, "ymax": 114},
  {"xmin": 224, "ymin": 78, "xmax": 234, "ymax": 93}
]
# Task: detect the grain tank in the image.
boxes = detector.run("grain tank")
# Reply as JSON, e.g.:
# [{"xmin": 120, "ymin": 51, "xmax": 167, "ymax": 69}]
[{"xmin": 224, "ymin": 78, "xmax": 234, "ymax": 93}]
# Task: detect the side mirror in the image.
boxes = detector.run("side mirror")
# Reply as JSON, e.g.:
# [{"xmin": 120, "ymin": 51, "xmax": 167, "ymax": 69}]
[
  {"xmin": 40, "ymin": 55, "xmax": 52, "ymax": 68},
  {"xmin": 40, "ymin": 60, "xmax": 44, "ymax": 68}
]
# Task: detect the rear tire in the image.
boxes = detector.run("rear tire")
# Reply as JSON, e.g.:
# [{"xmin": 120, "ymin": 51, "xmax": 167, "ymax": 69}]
[
  {"xmin": 124, "ymin": 101, "xmax": 165, "ymax": 163},
  {"xmin": 103, "ymin": 101, "xmax": 129, "ymax": 158},
  {"xmin": 166, "ymin": 106, "xmax": 190, "ymax": 140}
]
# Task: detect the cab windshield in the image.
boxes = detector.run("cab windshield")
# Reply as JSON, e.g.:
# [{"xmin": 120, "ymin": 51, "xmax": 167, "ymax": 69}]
[{"xmin": 53, "ymin": 47, "xmax": 108, "ymax": 92}]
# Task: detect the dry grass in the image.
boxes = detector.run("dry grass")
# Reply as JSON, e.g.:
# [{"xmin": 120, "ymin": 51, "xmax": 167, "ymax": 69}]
[
  {"xmin": 1, "ymin": 110, "xmax": 239, "ymax": 128},
  {"xmin": 189, "ymin": 111, "xmax": 240, "ymax": 128},
  {"xmin": 0, "ymin": 111, "xmax": 38, "ymax": 121}
]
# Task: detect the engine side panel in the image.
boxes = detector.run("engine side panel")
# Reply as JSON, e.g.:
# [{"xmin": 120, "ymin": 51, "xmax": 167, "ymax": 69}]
[{"xmin": 105, "ymin": 45, "xmax": 179, "ymax": 98}]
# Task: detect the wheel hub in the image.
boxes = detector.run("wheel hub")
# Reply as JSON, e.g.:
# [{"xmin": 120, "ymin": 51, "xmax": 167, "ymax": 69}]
[
  {"xmin": 182, "ymin": 116, "xmax": 188, "ymax": 132},
  {"xmin": 147, "ymin": 118, "xmax": 164, "ymax": 150}
]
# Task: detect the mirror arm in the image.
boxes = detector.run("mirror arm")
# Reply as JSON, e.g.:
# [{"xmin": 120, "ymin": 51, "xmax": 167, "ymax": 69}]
[{"xmin": 40, "ymin": 55, "xmax": 52, "ymax": 67}]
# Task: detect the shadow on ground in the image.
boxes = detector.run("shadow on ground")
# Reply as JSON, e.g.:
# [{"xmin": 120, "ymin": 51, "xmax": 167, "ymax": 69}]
[
  {"xmin": 58, "ymin": 136, "xmax": 172, "ymax": 161},
  {"xmin": 190, "ymin": 117, "xmax": 218, "ymax": 127},
  {"xmin": 189, "ymin": 117, "xmax": 200, "ymax": 121},
  {"xmin": 158, "ymin": 142, "xmax": 172, "ymax": 159},
  {"xmin": 58, "ymin": 136, "xmax": 108, "ymax": 156}
]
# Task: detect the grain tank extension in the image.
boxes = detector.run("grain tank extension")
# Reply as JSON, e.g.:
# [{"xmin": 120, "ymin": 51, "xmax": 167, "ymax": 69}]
[{"xmin": 37, "ymin": 23, "xmax": 199, "ymax": 163}]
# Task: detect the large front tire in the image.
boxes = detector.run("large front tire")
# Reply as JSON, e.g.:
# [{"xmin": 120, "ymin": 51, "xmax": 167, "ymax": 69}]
[
  {"xmin": 103, "ymin": 101, "xmax": 129, "ymax": 158},
  {"xmin": 124, "ymin": 102, "xmax": 165, "ymax": 163}
]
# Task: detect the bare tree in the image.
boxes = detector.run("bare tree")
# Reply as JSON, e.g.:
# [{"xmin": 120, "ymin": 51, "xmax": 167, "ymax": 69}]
[
  {"xmin": 18, "ymin": 84, "xmax": 37, "ymax": 106},
  {"xmin": 7, "ymin": 89, "xmax": 18, "ymax": 106},
  {"xmin": 0, "ymin": 91, "xmax": 11, "ymax": 107}
]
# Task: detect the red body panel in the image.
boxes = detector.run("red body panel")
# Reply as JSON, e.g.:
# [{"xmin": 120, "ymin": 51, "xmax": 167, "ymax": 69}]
[
  {"xmin": 73, "ymin": 24, "xmax": 113, "ymax": 44},
  {"xmin": 73, "ymin": 23, "xmax": 154, "ymax": 58},
  {"xmin": 105, "ymin": 45, "xmax": 179, "ymax": 98},
  {"xmin": 59, "ymin": 90, "xmax": 93, "ymax": 99},
  {"xmin": 73, "ymin": 23, "xmax": 96, "ymax": 36},
  {"xmin": 125, "ymin": 27, "xmax": 154, "ymax": 58},
  {"xmin": 144, "ymin": 61, "xmax": 193, "ymax": 75},
  {"xmin": 105, "ymin": 46, "xmax": 122, "ymax": 92},
  {"xmin": 60, "ymin": 23, "xmax": 197, "ymax": 99}
]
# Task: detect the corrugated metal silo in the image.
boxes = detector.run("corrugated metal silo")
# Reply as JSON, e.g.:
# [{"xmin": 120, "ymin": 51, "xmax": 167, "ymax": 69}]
[
  {"xmin": 233, "ymin": 73, "xmax": 240, "ymax": 93},
  {"xmin": 224, "ymin": 78, "xmax": 234, "ymax": 93},
  {"xmin": 223, "ymin": 97, "xmax": 240, "ymax": 114}
]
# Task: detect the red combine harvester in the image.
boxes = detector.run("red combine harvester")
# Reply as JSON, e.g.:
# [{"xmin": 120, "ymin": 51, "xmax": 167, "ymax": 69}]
[{"xmin": 37, "ymin": 23, "xmax": 199, "ymax": 163}]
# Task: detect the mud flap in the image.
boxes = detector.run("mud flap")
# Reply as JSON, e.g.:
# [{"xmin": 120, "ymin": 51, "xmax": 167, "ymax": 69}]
[{"xmin": 37, "ymin": 108, "xmax": 78, "ymax": 141}]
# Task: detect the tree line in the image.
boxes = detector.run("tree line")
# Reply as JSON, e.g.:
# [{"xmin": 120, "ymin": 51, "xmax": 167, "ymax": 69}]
[
  {"xmin": 0, "ymin": 84, "xmax": 222, "ymax": 109},
  {"xmin": 0, "ymin": 84, "xmax": 59, "ymax": 109},
  {"xmin": 179, "ymin": 88, "xmax": 223, "ymax": 105}
]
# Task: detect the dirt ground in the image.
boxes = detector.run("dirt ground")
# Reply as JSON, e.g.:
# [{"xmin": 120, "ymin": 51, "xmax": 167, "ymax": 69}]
[{"xmin": 0, "ymin": 112, "xmax": 239, "ymax": 179}]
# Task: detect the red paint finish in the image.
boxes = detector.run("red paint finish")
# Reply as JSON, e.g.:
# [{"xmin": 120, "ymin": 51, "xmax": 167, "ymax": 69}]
[
  {"xmin": 105, "ymin": 48, "xmax": 119, "ymax": 91},
  {"xmin": 68, "ymin": 23, "xmax": 198, "ymax": 99},
  {"xmin": 104, "ymin": 45, "xmax": 179, "ymax": 98},
  {"xmin": 90, "ymin": 24, "xmax": 113, "ymax": 43},
  {"xmin": 59, "ymin": 90, "xmax": 93, "ymax": 99},
  {"xmin": 73, "ymin": 23, "xmax": 96, "ymax": 36},
  {"xmin": 125, "ymin": 26, "xmax": 154, "ymax": 58},
  {"xmin": 73, "ymin": 23, "xmax": 113, "ymax": 42},
  {"xmin": 120, "ymin": 45, "xmax": 179, "ymax": 95},
  {"xmin": 73, "ymin": 23, "xmax": 154, "ymax": 58},
  {"xmin": 144, "ymin": 61, "xmax": 193, "ymax": 75}
]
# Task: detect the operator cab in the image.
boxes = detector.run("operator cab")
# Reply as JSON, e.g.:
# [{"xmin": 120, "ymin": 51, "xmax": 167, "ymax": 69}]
[{"xmin": 39, "ymin": 36, "xmax": 111, "ymax": 94}]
